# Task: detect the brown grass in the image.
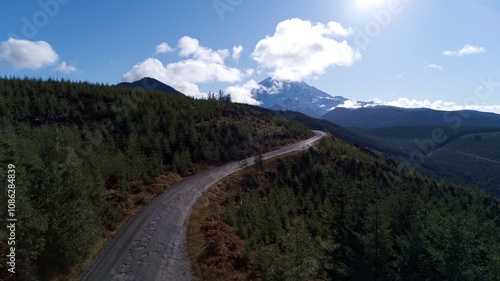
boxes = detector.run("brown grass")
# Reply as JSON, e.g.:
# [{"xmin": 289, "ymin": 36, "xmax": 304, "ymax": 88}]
[
  {"xmin": 188, "ymin": 177, "xmax": 252, "ymax": 281},
  {"xmin": 63, "ymin": 172, "xmax": 184, "ymax": 281}
]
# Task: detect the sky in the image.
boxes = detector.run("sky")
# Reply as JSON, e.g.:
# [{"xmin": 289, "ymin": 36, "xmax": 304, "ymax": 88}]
[{"xmin": 1, "ymin": 0, "xmax": 500, "ymax": 113}]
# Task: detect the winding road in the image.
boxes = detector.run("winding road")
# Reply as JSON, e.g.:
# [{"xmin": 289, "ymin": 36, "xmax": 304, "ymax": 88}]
[{"xmin": 82, "ymin": 130, "xmax": 326, "ymax": 281}]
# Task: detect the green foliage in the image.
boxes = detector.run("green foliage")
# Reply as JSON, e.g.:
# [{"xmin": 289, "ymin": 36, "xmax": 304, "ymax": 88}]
[
  {"xmin": 421, "ymin": 132, "xmax": 500, "ymax": 196},
  {"xmin": 353, "ymin": 126, "xmax": 500, "ymax": 196},
  {"xmin": 221, "ymin": 137, "xmax": 500, "ymax": 280},
  {"xmin": 0, "ymin": 77, "xmax": 311, "ymax": 280}
]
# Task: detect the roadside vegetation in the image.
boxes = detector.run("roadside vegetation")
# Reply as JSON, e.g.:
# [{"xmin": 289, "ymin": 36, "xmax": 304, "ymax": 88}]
[{"xmin": 189, "ymin": 136, "xmax": 500, "ymax": 280}]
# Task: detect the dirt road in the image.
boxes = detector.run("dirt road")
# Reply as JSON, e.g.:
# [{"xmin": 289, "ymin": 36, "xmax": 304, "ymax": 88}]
[{"xmin": 82, "ymin": 131, "xmax": 326, "ymax": 281}]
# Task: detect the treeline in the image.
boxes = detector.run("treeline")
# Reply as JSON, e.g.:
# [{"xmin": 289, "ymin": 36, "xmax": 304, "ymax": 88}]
[
  {"xmin": 191, "ymin": 136, "xmax": 500, "ymax": 280},
  {"xmin": 0, "ymin": 77, "xmax": 311, "ymax": 280}
]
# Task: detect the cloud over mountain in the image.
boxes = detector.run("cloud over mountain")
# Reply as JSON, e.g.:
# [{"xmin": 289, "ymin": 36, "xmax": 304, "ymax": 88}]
[
  {"xmin": 251, "ymin": 18, "xmax": 361, "ymax": 81},
  {"xmin": 123, "ymin": 36, "xmax": 243, "ymax": 98},
  {"xmin": 225, "ymin": 79, "xmax": 262, "ymax": 105},
  {"xmin": 339, "ymin": 97, "xmax": 500, "ymax": 114}
]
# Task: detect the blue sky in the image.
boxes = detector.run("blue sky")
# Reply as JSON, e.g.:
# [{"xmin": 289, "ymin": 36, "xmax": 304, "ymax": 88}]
[{"xmin": 1, "ymin": 0, "xmax": 500, "ymax": 112}]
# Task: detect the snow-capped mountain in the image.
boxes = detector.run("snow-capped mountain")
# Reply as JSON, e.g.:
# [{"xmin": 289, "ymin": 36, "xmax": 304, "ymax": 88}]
[{"xmin": 253, "ymin": 77, "xmax": 348, "ymax": 118}]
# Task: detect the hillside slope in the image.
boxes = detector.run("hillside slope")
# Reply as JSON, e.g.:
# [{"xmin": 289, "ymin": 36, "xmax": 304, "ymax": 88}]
[
  {"xmin": 189, "ymin": 136, "xmax": 500, "ymax": 280},
  {"xmin": 0, "ymin": 77, "xmax": 311, "ymax": 281},
  {"xmin": 421, "ymin": 131, "xmax": 500, "ymax": 196},
  {"xmin": 352, "ymin": 126, "xmax": 500, "ymax": 196}
]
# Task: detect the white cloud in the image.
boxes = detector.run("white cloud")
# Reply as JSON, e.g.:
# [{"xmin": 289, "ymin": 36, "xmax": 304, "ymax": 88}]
[
  {"xmin": 370, "ymin": 97, "xmax": 500, "ymax": 114},
  {"xmin": 232, "ymin": 45, "xmax": 243, "ymax": 61},
  {"xmin": 123, "ymin": 58, "xmax": 165, "ymax": 82},
  {"xmin": 443, "ymin": 44, "xmax": 485, "ymax": 57},
  {"xmin": 259, "ymin": 79, "xmax": 285, "ymax": 95},
  {"xmin": 0, "ymin": 38, "xmax": 59, "ymax": 69},
  {"xmin": 55, "ymin": 61, "xmax": 77, "ymax": 73},
  {"xmin": 425, "ymin": 64, "xmax": 443, "ymax": 72},
  {"xmin": 155, "ymin": 42, "xmax": 174, "ymax": 54},
  {"xmin": 123, "ymin": 37, "xmax": 243, "ymax": 98},
  {"xmin": 395, "ymin": 71, "xmax": 406, "ymax": 79},
  {"xmin": 251, "ymin": 18, "xmax": 361, "ymax": 81},
  {"xmin": 337, "ymin": 99, "xmax": 363, "ymax": 109},
  {"xmin": 178, "ymin": 36, "xmax": 229, "ymax": 64},
  {"xmin": 325, "ymin": 21, "xmax": 355, "ymax": 37},
  {"xmin": 225, "ymin": 79, "xmax": 262, "ymax": 105},
  {"xmin": 245, "ymin": 68, "xmax": 255, "ymax": 76}
]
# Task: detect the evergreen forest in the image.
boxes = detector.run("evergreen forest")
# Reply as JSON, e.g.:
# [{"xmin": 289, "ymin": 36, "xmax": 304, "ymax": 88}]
[
  {"xmin": 0, "ymin": 77, "xmax": 311, "ymax": 280},
  {"xmin": 189, "ymin": 136, "xmax": 500, "ymax": 281}
]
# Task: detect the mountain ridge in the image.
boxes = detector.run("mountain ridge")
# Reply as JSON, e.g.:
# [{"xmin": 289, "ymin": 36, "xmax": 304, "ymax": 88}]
[{"xmin": 322, "ymin": 106, "xmax": 500, "ymax": 128}]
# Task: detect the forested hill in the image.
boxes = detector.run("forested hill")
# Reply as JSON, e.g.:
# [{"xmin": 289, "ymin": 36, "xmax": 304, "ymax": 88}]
[
  {"xmin": 0, "ymin": 77, "xmax": 311, "ymax": 281},
  {"xmin": 116, "ymin": 77, "xmax": 184, "ymax": 95},
  {"xmin": 189, "ymin": 136, "xmax": 500, "ymax": 281}
]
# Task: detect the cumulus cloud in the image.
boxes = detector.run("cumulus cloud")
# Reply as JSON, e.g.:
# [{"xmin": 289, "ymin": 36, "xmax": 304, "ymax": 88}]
[
  {"xmin": 251, "ymin": 18, "xmax": 360, "ymax": 81},
  {"xmin": 155, "ymin": 42, "xmax": 174, "ymax": 54},
  {"xmin": 0, "ymin": 38, "xmax": 59, "ymax": 69},
  {"xmin": 225, "ymin": 79, "xmax": 262, "ymax": 105},
  {"xmin": 232, "ymin": 45, "xmax": 243, "ymax": 61},
  {"xmin": 443, "ymin": 44, "xmax": 485, "ymax": 57},
  {"xmin": 178, "ymin": 36, "xmax": 229, "ymax": 64},
  {"xmin": 370, "ymin": 97, "xmax": 500, "ymax": 114},
  {"xmin": 425, "ymin": 64, "xmax": 443, "ymax": 73},
  {"xmin": 55, "ymin": 61, "xmax": 77, "ymax": 73},
  {"xmin": 123, "ymin": 37, "xmax": 243, "ymax": 98}
]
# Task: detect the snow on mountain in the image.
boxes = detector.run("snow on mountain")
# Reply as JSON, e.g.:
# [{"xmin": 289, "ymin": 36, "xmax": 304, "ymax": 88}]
[{"xmin": 253, "ymin": 77, "xmax": 348, "ymax": 118}]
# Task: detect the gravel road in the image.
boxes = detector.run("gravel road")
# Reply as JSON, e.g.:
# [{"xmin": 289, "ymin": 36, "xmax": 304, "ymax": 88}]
[{"xmin": 82, "ymin": 130, "xmax": 326, "ymax": 281}]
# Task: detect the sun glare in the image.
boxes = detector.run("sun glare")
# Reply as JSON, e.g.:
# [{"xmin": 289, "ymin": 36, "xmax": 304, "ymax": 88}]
[{"xmin": 356, "ymin": 0, "xmax": 388, "ymax": 9}]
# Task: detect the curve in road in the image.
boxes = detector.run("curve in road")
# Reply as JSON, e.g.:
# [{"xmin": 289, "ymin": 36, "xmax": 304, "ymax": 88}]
[{"xmin": 82, "ymin": 130, "xmax": 326, "ymax": 281}]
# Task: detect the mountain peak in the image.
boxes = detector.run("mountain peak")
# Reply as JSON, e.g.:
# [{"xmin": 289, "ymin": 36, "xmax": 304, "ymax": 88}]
[
  {"xmin": 253, "ymin": 77, "xmax": 347, "ymax": 118},
  {"xmin": 117, "ymin": 77, "xmax": 184, "ymax": 95}
]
